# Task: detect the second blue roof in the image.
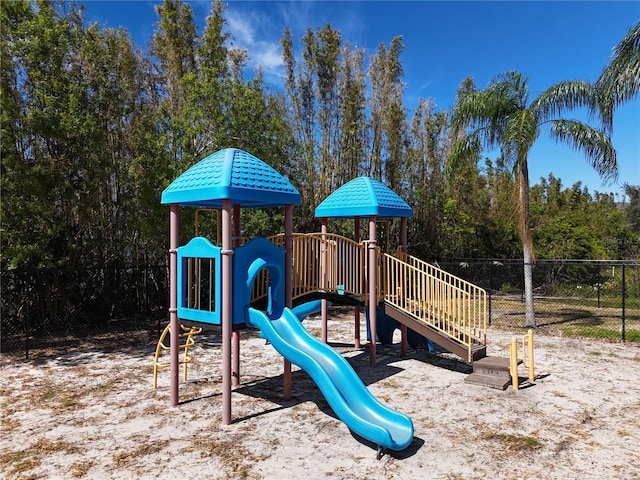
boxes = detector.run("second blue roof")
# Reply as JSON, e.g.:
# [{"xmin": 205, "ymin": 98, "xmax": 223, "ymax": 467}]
[{"xmin": 315, "ymin": 177, "xmax": 412, "ymax": 218}]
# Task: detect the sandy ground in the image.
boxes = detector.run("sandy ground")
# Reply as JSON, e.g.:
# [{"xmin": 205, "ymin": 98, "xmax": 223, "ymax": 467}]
[{"xmin": 2, "ymin": 308, "xmax": 640, "ymax": 480}]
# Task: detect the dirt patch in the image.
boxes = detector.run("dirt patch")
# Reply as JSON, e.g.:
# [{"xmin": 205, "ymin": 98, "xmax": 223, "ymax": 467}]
[{"xmin": 2, "ymin": 309, "xmax": 639, "ymax": 479}]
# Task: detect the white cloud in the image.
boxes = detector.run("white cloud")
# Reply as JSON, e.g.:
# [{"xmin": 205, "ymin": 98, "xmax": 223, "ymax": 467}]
[
  {"xmin": 225, "ymin": 5, "xmax": 285, "ymax": 81},
  {"xmin": 226, "ymin": 10, "xmax": 256, "ymax": 46},
  {"xmin": 254, "ymin": 42, "xmax": 283, "ymax": 72},
  {"xmin": 222, "ymin": 1, "xmax": 368, "ymax": 85}
]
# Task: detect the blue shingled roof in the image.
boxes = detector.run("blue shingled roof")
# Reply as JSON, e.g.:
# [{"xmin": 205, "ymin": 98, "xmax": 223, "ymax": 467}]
[
  {"xmin": 315, "ymin": 177, "xmax": 412, "ymax": 218},
  {"xmin": 160, "ymin": 148, "xmax": 301, "ymax": 207}
]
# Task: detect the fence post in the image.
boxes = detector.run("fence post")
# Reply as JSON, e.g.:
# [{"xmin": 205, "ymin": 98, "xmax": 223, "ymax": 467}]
[
  {"xmin": 621, "ymin": 263, "xmax": 626, "ymax": 342},
  {"xmin": 488, "ymin": 265, "xmax": 493, "ymax": 327},
  {"xmin": 24, "ymin": 306, "xmax": 30, "ymax": 360}
]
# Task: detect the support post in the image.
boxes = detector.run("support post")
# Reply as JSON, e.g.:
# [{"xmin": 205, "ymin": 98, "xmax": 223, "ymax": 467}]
[
  {"xmin": 169, "ymin": 204, "xmax": 180, "ymax": 406},
  {"xmin": 368, "ymin": 216, "xmax": 377, "ymax": 367},
  {"xmin": 527, "ymin": 329, "xmax": 535, "ymax": 382},
  {"xmin": 400, "ymin": 217, "xmax": 408, "ymax": 356},
  {"xmin": 622, "ymin": 264, "xmax": 626, "ymax": 342},
  {"xmin": 283, "ymin": 204, "xmax": 294, "ymax": 400},
  {"xmin": 488, "ymin": 266, "xmax": 493, "ymax": 327},
  {"xmin": 354, "ymin": 217, "xmax": 361, "ymax": 349},
  {"xmin": 232, "ymin": 204, "xmax": 241, "ymax": 388},
  {"xmin": 221, "ymin": 199, "xmax": 233, "ymax": 424},
  {"xmin": 321, "ymin": 218, "xmax": 328, "ymax": 343},
  {"xmin": 510, "ymin": 337, "xmax": 519, "ymax": 391}
]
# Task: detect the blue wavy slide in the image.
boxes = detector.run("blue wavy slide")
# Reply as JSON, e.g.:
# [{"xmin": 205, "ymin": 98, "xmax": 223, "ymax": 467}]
[{"xmin": 247, "ymin": 304, "xmax": 414, "ymax": 453}]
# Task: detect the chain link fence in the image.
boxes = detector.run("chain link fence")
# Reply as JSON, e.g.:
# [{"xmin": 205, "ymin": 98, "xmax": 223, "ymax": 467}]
[
  {"xmin": 1, "ymin": 264, "xmax": 168, "ymax": 360},
  {"xmin": 439, "ymin": 259, "xmax": 640, "ymax": 341},
  {"xmin": 1, "ymin": 259, "xmax": 638, "ymax": 362}
]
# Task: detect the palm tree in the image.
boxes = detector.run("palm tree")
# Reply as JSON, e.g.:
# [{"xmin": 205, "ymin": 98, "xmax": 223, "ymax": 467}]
[
  {"xmin": 449, "ymin": 71, "xmax": 617, "ymax": 327},
  {"xmin": 596, "ymin": 21, "xmax": 640, "ymax": 131}
]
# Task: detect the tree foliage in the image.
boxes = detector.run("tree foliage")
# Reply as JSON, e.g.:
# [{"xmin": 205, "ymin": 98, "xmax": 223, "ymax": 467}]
[
  {"xmin": 1, "ymin": 1, "xmax": 636, "ymax": 280},
  {"xmin": 596, "ymin": 21, "xmax": 640, "ymax": 130},
  {"xmin": 449, "ymin": 71, "xmax": 618, "ymax": 327}
]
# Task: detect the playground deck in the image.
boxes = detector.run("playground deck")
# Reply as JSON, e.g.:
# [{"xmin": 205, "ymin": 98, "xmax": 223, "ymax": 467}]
[{"xmin": 256, "ymin": 233, "xmax": 488, "ymax": 364}]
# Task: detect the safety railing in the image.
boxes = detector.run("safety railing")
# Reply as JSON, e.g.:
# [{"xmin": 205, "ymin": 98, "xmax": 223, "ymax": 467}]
[
  {"xmin": 290, "ymin": 233, "xmax": 368, "ymax": 300},
  {"xmin": 510, "ymin": 329, "xmax": 535, "ymax": 390},
  {"xmin": 381, "ymin": 251, "xmax": 487, "ymax": 362}
]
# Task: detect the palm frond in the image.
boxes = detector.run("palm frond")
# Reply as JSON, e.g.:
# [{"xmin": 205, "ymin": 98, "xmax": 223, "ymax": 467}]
[
  {"xmin": 450, "ymin": 89, "xmax": 500, "ymax": 132},
  {"xmin": 504, "ymin": 109, "xmax": 539, "ymax": 160},
  {"xmin": 490, "ymin": 70, "xmax": 529, "ymax": 107},
  {"xmin": 450, "ymin": 81, "xmax": 522, "ymax": 149},
  {"xmin": 499, "ymin": 141, "xmax": 518, "ymax": 173},
  {"xmin": 596, "ymin": 21, "xmax": 640, "ymax": 129},
  {"xmin": 446, "ymin": 132, "xmax": 480, "ymax": 180},
  {"xmin": 549, "ymin": 119, "xmax": 619, "ymax": 184},
  {"xmin": 532, "ymin": 80, "xmax": 597, "ymax": 122}
]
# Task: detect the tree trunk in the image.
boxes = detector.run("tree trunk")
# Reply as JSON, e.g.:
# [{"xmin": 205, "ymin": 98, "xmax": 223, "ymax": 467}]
[
  {"xmin": 519, "ymin": 162, "xmax": 537, "ymax": 328},
  {"xmin": 523, "ymin": 244, "xmax": 536, "ymax": 328}
]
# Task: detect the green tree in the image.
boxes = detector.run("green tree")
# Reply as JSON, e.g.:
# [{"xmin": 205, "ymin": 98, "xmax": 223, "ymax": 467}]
[
  {"xmin": 405, "ymin": 98, "xmax": 448, "ymax": 258},
  {"xmin": 530, "ymin": 176, "xmax": 625, "ymax": 260},
  {"xmin": 189, "ymin": 0, "xmax": 229, "ymax": 156},
  {"xmin": 314, "ymin": 24, "xmax": 342, "ymax": 200},
  {"xmin": 78, "ymin": 23, "xmax": 148, "ymax": 265},
  {"xmin": 151, "ymin": 0, "xmax": 196, "ymax": 105},
  {"xmin": 595, "ymin": 22, "xmax": 640, "ymax": 262},
  {"xmin": 625, "ymin": 184, "xmax": 640, "ymax": 233},
  {"xmin": 280, "ymin": 25, "xmax": 370, "ymax": 231},
  {"xmin": 621, "ymin": 184, "xmax": 640, "ymax": 300},
  {"xmin": 368, "ymin": 36, "xmax": 407, "ymax": 189},
  {"xmin": 198, "ymin": 0, "xmax": 229, "ymax": 78},
  {"xmin": 0, "ymin": 0, "xmax": 34, "ymax": 267},
  {"xmin": 1, "ymin": 0, "xmax": 174, "ymax": 268},
  {"xmin": 338, "ymin": 42, "xmax": 368, "ymax": 185},
  {"xmin": 1, "ymin": 0, "xmax": 99, "ymax": 268},
  {"xmin": 621, "ymin": 184, "xmax": 640, "ymax": 261},
  {"xmin": 151, "ymin": 0, "xmax": 197, "ymax": 164},
  {"xmin": 441, "ymin": 153, "xmax": 490, "ymax": 258},
  {"xmin": 281, "ymin": 27, "xmax": 318, "ymax": 228},
  {"xmin": 483, "ymin": 156, "xmax": 520, "ymax": 258},
  {"xmin": 449, "ymin": 71, "xmax": 617, "ymax": 327}
]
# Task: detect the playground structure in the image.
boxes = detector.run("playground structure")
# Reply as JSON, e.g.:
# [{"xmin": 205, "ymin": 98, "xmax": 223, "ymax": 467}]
[{"xmin": 158, "ymin": 147, "xmax": 528, "ymax": 455}]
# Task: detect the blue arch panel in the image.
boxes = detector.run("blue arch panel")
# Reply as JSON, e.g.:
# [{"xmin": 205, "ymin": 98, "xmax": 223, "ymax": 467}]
[{"xmin": 233, "ymin": 237, "xmax": 285, "ymax": 324}]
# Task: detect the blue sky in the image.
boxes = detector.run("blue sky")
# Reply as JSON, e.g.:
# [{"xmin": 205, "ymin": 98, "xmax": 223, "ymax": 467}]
[{"xmin": 82, "ymin": 0, "xmax": 639, "ymax": 199}]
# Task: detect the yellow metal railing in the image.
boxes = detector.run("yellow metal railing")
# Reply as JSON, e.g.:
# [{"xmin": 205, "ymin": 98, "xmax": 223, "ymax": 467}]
[
  {"xmin": 380, "ymin": 252, "xmax": 487, "ymax": 363},
  {"xmin": 510, "ymin": 329, "xmax": 535, "ymax": 390}
]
